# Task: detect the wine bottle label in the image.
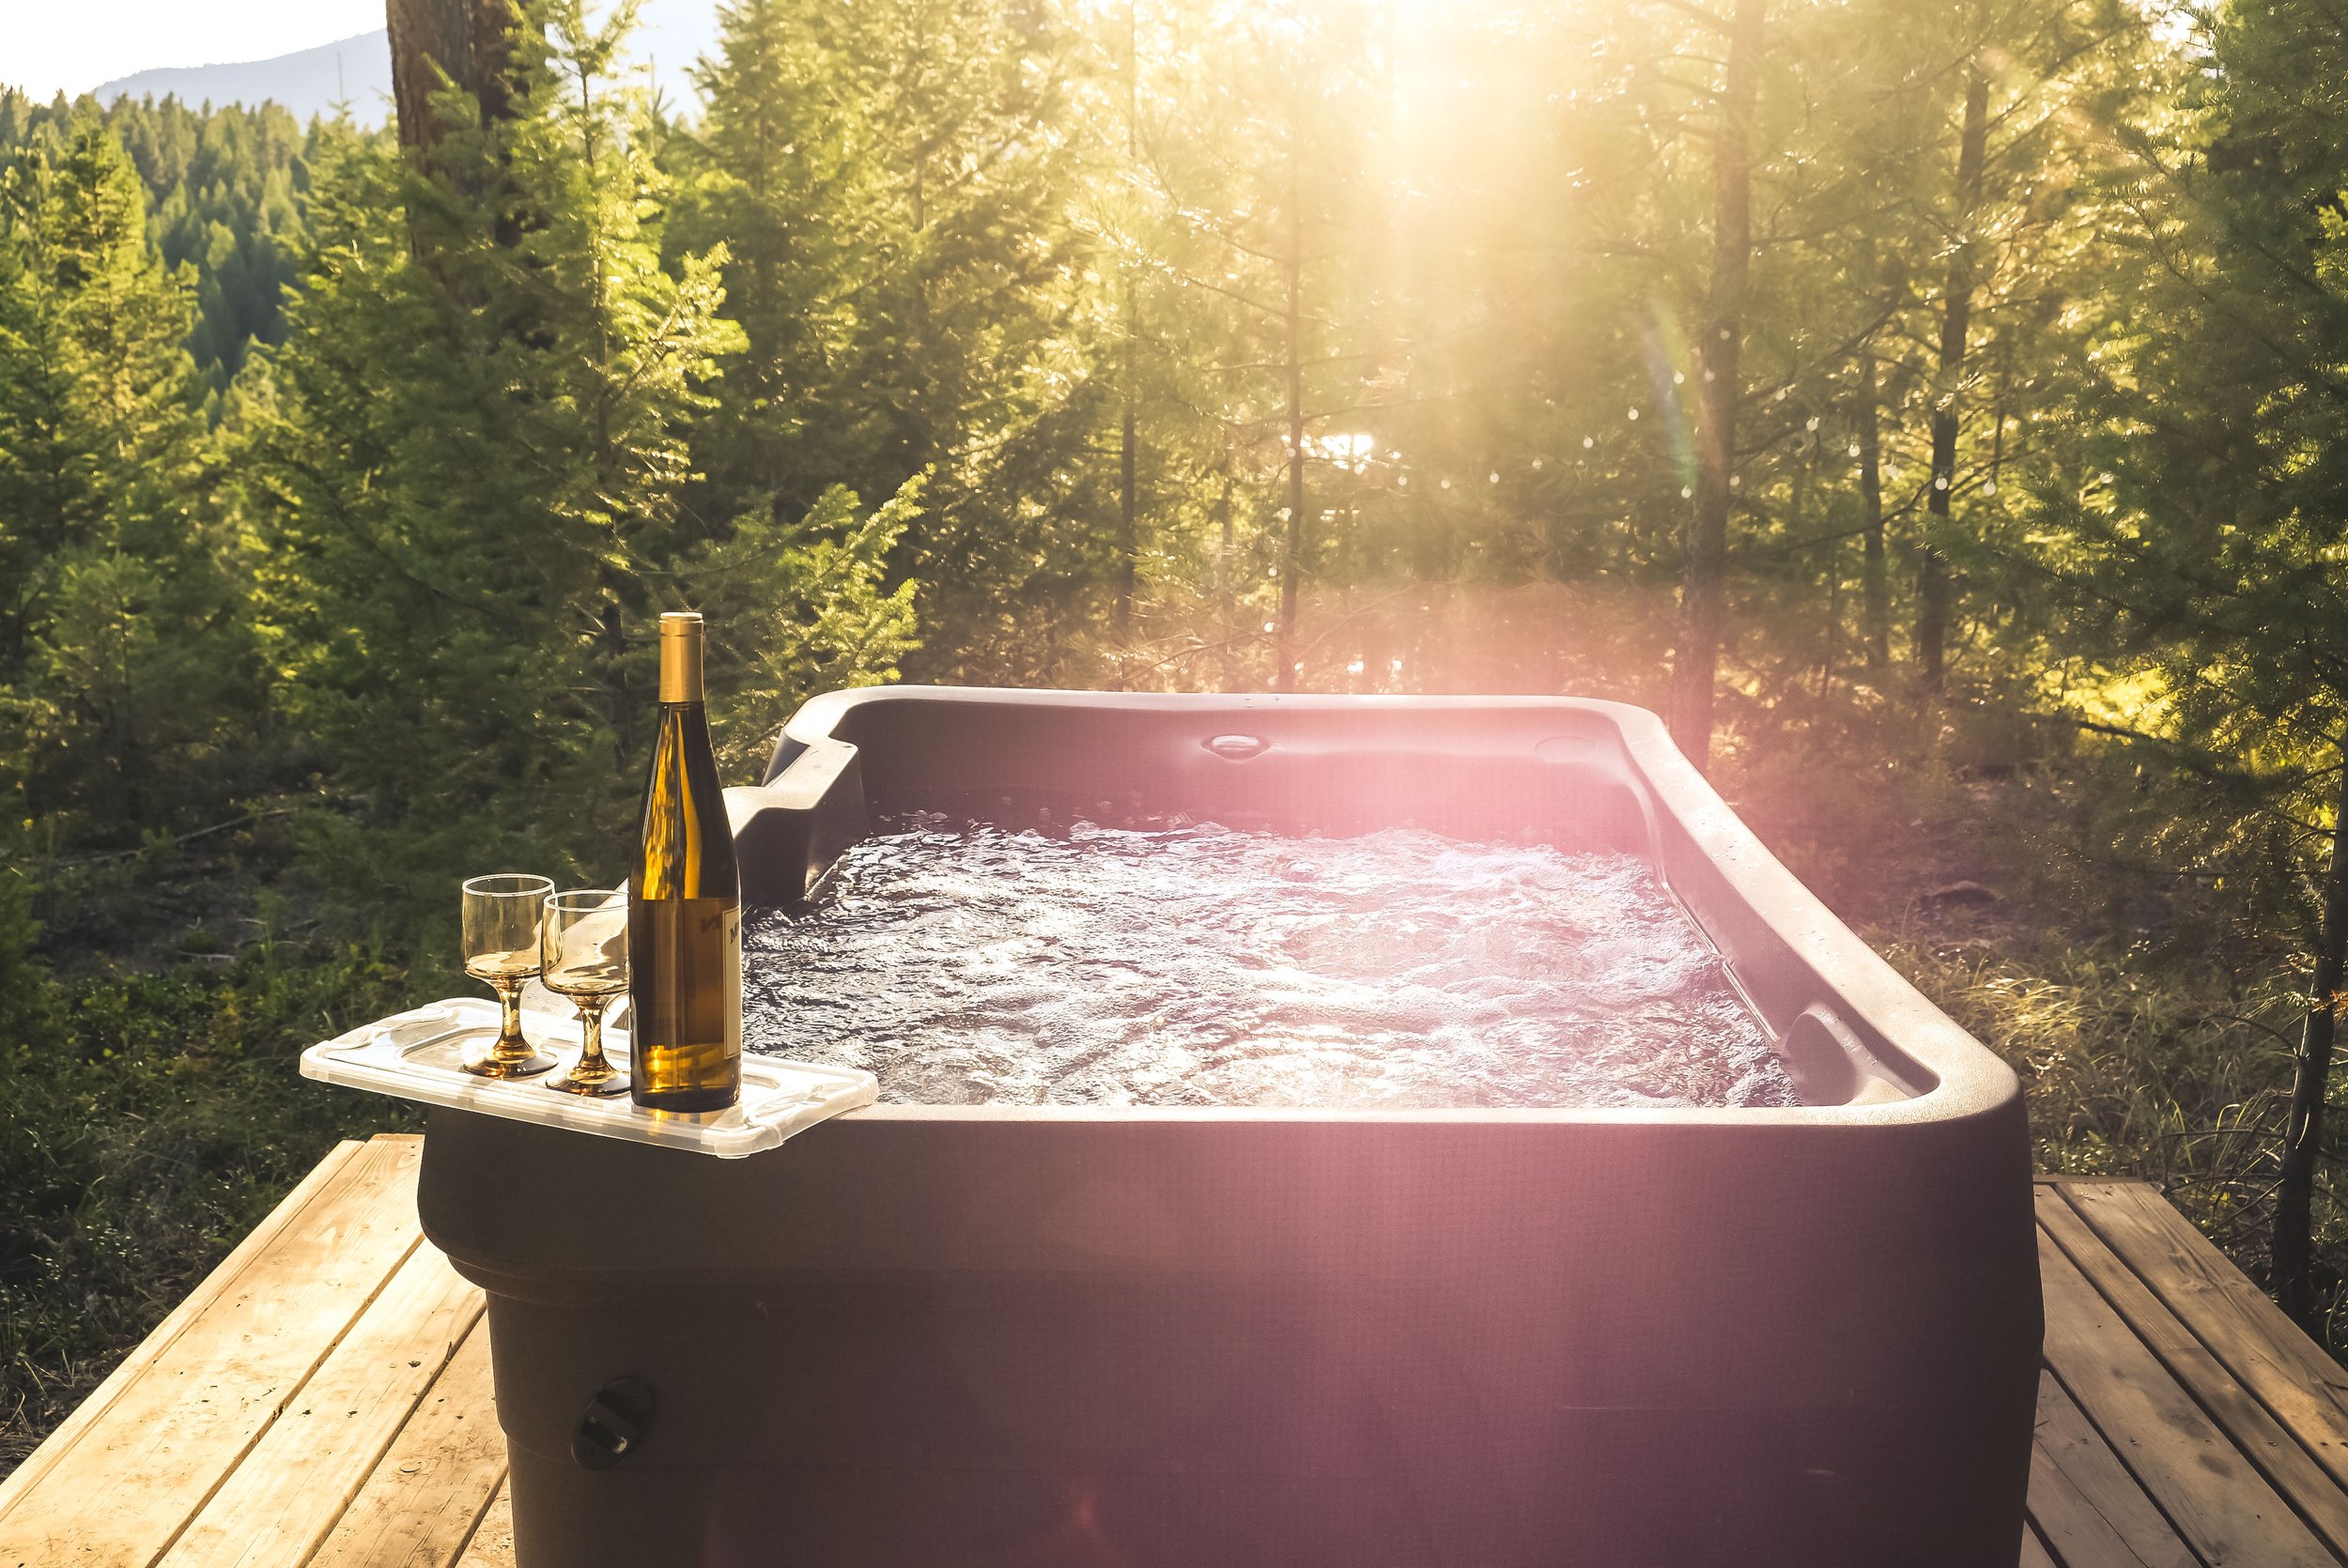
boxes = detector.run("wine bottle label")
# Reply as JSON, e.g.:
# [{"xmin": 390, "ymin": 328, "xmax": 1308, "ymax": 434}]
[{"xmin": 626, "ymin": 897, "xmax": 742, "ymax": 1099}]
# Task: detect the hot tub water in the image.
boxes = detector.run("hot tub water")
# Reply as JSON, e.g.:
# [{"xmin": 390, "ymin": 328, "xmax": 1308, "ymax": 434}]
[{"xmin": 742, "ymin": 819, "xmax": 1795, "ymax": 1109}]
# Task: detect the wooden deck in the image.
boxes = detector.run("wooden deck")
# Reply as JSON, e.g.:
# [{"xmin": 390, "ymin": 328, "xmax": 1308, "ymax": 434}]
[{"xmin": 5, "ymin": 1137, "xmax": 2348, "ymax": 1567}]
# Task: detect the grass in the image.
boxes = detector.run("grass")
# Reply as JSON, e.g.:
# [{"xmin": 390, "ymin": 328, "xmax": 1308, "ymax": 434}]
[
  {"xmin": 1722, "ymin": 699, "xmax": 2348, "ymax": 1349},
  {"xmin": 1887, "ymin": 939, "xmax": 2325, "ymax": 1315},
  {"xmin": 0, "ymin": 846, "xmax": 422, "ymax": 1475}
]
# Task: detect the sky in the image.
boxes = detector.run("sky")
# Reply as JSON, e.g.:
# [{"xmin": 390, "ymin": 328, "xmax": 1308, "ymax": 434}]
[
  {"xmin": 2, "ymin": 0, "xmax": 720, "ymax": 100},
  {"xmin": 4, "ymin": 1, "xmax": 386, "ymax": 99}
]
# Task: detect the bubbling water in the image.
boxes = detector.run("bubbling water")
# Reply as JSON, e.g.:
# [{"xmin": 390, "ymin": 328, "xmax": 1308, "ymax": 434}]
[{"xmin": 742, "ymin": 818, "xmax": 1797, "ymax": 1109}]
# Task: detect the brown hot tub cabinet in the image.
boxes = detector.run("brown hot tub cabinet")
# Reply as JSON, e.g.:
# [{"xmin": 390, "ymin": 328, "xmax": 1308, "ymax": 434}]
[{"xmin": 418, "ymin": 688, "xmax": 2042, "ymax": 1568}]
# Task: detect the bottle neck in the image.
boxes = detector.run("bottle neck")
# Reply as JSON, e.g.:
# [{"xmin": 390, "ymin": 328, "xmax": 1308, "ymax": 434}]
[{"xmin": 657, "ymin": 635, "xmax": 703, "ymax": 702}]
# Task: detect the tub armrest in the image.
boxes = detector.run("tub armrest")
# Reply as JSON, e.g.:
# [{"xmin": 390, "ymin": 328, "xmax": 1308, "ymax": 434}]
[{"xmin": 727, "ymin": 734, "xmax": 866, "ymax": 907}]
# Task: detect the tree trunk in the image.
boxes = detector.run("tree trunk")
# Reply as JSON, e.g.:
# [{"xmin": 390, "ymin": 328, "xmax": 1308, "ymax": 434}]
[
  {"xmin": 1274, "ymin": 146, "xmax": 1305, "ymax": 695},
  {"xmin": 1116, "ymin": 388, "xmax": 1137, "ymax": 638},
  {"xmin": 1214, "ymin": 438, "xmax": 1237, "ymax": 692},
  {"xmin": 1818, "ymin": 534, "xmax": 1839, "ymax": 700},
  {"xmin": 2276, "ymin": 736, "xmax": 2348, "ymax": 1329},
  {"xmin": 1667, "ymin": 0, "xmax": 1765, "ymax": 772},
  {"xmin": 599, "ymin": 592, "xmax": 632, "ymax": 765},
  {"xmin": 1859, "ymin": 348, "xmax": 1889, "ymax": 672},
  {"xmin": 386, "ymin": 0, "xmax": 518, "ymax": 150},
  {"xmin": 1114, "ymin": 0, "xmax": 1139, "ymax": 639},
  {"xmin": 1917, "ymin": 65, "xmax": 1988, "ymax": 691}
]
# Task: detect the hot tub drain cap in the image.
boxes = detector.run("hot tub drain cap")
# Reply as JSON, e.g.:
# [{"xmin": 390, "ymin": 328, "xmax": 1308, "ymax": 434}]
[{"xmin": 573, "ymin": 1376, "xmax": 657, "ymax": 1470}]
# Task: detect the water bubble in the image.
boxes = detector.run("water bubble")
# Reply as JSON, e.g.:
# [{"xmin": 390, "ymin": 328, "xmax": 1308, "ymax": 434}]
[
  {"xmin": 1934, "ymin": 476, "xmax": 1948, "ymax": 490},
  {"xmin": 1628, "ymin": 407, "xmax": 1640, "ymax": 421},
  {"xmin": 1674, "ymin": 370, "xmax": 1686, "ymax": 385},
  {"xmin": 1805, "ymin": 416, "xmax": 1820, "ymax": 431},
  {"xmin": 1848, "ymin": 443, "xmax": 1861, "ymax": 457},
  {"xmin": 1441, "ymin": 478, "xmax": 1452, "ymax": 489},
  {"xmin": 1583, "ymin": 436, "xmax": 1595, "ymax": 449},
  {"xmin": 742, "ymin": 827, "xmax": 1789, "ymax": 1110},
  {"xmin": 1680, "ymin": 485, "xmax": 1693, "ymax": 500},
  {"xmin": 1489, "ymin": 471, "xmax": 1500, "ymax": 484},
  {"xmin": 1983, "ymin": 480, "xmax": 1998, "ymax": 497}
]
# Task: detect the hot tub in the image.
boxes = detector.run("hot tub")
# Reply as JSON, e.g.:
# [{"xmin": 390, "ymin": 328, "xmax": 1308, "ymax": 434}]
[{"xmin": 418, "ymin": 688, "xmax": 2041, "ymax": 1567}]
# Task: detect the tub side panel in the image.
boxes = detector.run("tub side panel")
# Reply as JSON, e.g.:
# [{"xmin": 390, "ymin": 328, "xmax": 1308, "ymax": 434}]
[{"xmin": 425, "ymin": 1101, "xmax": 2038, "ymax": 1568}]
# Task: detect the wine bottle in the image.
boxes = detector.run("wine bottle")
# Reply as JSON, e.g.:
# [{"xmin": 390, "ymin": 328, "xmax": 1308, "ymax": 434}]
[{"xmin": 628, "ymin": 611, "xmax": 743, "ymax": 1112}]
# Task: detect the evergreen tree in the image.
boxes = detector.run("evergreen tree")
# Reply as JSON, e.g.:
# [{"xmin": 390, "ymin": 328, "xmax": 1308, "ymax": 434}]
[
  {"xmin": 2031, "ymin": 0, "xmax": 2348, "ymax": 1327},
  {"xmin": 795, "ymin": 0, "xmax": 1106, "ymax": 682},
  {"xmin": 1109, "ymin": 0, "xmax": 1397, "ymax": 694},
  {"xmin": 670, "ymin": 0, "xmax": 867, "ymax": 524},
  {"xmin": 238, "ymin": 0, "xmax": 916, "ymax": 912},
  {"xmin": 0, "ymin": 91, "xmax": 327, "ymax": 392},
  {"xmin": 0, "ymin": 109, "xmax": 241, "ymax": 830},
  {"xmin": 675, "ymin": 481, "xmax": 922, "ymax": 776},
  {"xmin": 239, "ymin": 2, "xmax": 741, "ymax": 898}
]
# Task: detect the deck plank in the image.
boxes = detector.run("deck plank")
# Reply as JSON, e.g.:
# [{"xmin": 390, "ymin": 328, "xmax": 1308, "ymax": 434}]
[
  {"xmin": 2027, "ymin": 1371, "xmax": 2201, "ymax": 1568},
  {"xmin": 156, "ymin": 1247, "xmax": 483, "ymax": 1568},
  {"xmin": 2038, "ymin": 1190, "xmax": 2348, "ymax": 1560},
  {"xmin": 448, "ymin": 1483, "xmax": 514, "ymax": 1568},
  {"xmin": 2035, "ymin": 1225, "xmax": 2336, "ymax": 1568},
  {"xmin": 0, "ymin": 1141, "xmax": 370, "ymax": 1521},
  {"xmin": 307, "ymin": 1319, "xmax": 504, "ymax": 1568},
  {"xmin": 0, "ymin": 1138, "xmax": 425, "ymax": 1568},
  {"xmin": 2061, "ymin": 1181, "xmax": 2348, "ymax": 1490}
]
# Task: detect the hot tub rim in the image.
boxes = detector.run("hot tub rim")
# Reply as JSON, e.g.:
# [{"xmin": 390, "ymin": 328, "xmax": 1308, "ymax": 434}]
[{"xmin": 734, "ymin": 686, "xmax": 2018, "ymax": 1130}]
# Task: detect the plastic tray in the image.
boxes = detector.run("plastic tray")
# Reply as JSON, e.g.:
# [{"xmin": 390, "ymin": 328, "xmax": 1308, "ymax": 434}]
[{"xmin": 300, "ymin": 996, "xmax": 877, "ymax": 1159}]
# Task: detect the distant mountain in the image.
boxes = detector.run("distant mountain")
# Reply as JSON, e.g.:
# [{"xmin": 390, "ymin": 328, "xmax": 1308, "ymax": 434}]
[
  {"xmin": 85, "ymin": 2, "xmax": 721, "ymax": 127},
  {"xmin": 94, "ymin": 32, "xmax": 394, "ymax": 127}
]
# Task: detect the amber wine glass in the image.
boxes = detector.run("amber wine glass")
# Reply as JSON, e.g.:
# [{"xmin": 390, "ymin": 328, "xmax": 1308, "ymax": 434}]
[
  {"xmin": 460, "ymin": 873, "xmax": 557, "ymax": 1078},
  {"xmin": 542, "ymin": 889, "xmax": 631, "ymax": 1097}
]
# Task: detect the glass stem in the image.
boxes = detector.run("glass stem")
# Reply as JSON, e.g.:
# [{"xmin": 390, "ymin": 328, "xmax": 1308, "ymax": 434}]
[
  {"xmin": 578, "ymin": 1003, "xmax": 607, "ymax": 1071},
  {"xmin": 498, "ymin": 983, "xmax": 526, "ymax": 1060}
]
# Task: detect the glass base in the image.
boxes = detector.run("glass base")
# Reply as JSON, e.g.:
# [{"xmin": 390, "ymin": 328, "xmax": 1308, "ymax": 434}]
[
  {"xmin": 462, "ymin": 1044, "xmax": 557, "ymax": 1079},
  {"xmin": 546, "ymin": 1064, "xmax": 629, "ymax": 1097}
]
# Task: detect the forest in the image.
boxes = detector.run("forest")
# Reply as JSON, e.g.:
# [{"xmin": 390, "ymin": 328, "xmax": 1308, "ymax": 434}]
[{"xmin": 5, "ymin": 0, "xmax": 2348, "ymax": 1466}]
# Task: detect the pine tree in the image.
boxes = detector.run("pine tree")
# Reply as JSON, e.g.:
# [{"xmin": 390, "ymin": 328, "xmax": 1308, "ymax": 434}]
[
  {"xmin": 2, "ymin": 90, "xmax": 327, "ymax": 392},
  {"xmin": 0, "ymin": 108, "xmax": 239, "ymax": 829},
  {"xmin": 239, "ymin": 2, "xmax": 743, "ymax": 900},
  {"xmin": 1111, "ymin": 0, "xmax": 1395, "ymax": 694},
  {"xmin": 674, "ymin": 481, "xmax": 922, "ymax": 776},
  {"xmin": 2032, "ymin": 0, "xmax": 2348, "ymax": 1327},
  {"xmin": 817, "ymin": 0, "xmax": 1109, "ymax": 681},
  {"xmin": 670, "ymin": 0, "xmax": 867, "ymax": 523},
  {"xmin": 238, "ymin": 0, "xmax": 917, "ymax": 911}
]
